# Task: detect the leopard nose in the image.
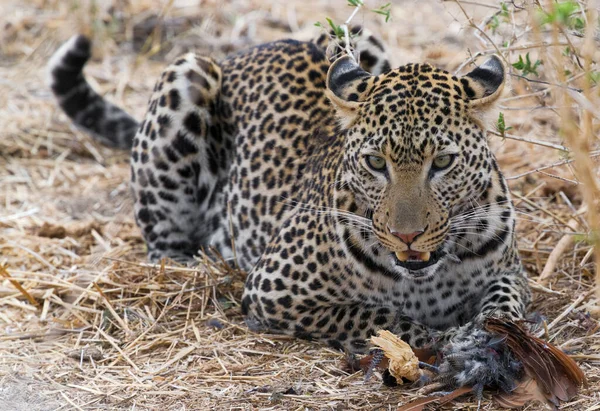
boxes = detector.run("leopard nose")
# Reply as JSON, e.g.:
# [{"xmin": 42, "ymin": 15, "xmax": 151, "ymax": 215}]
[{"xmin": 387, "ymin": 225, "xmax": 424, "ymax": 245}]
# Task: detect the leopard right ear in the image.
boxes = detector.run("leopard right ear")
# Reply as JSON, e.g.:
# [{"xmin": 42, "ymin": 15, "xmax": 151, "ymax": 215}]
[
  {"xmin": 461, "ymin": 55, "xmax": 507, "ymax": 107},
  {"xmin": 326, "ymin": 56, "xmax": 373, "ymax": 128}
]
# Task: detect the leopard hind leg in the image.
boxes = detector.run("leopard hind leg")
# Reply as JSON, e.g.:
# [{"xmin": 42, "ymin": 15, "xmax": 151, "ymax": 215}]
[{"xmin": 131, "ymin": 54, "xmax": 232, "ymax": 262}]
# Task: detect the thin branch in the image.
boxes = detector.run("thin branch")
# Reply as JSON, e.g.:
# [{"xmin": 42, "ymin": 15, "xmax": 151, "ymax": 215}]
[
  {"xmin": 342, "ymin": 2, "xmax": 363, "ymax": 61},
  {"xmin": 452, "ymin": 0, "xmax": 510, "ymax": 67},
  {"xmin": 451, "ymin": 0, "xmax": 501, "ymax": 9},
  {"xmin": 510, "ymin": 73, "xmax": 583, "ymax": 93},
  {"xmin": 506, "ymin": 155, "xmax": 592, "ymax": 180},
  {"xmin": 454, "ymin": 41, "xmax": 570, "ymax": 75},
  {"xmin": 488, "ymin": 129, "xmax": 569, "ymax": 151}
]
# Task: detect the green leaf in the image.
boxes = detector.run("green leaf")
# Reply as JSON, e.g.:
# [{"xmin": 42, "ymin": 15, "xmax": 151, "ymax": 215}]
[
  {"xmin": 325, "ymin": 17, "xmax": 345, "ymax": 39},
  {"xmin": 512, "ymin": 53, "xmax": 542, "ymax": 77},
  {"xmin": 496, "ymin": 112, "xmax": 512, "ymax": 137},
  {"xmin": 558, "ymin": 148, "xmax": 571, "ymax": 161},
  {"xmin": 218, "ymin": 297, "xmax": 235, "ymax": 310},
  {"xmin": 488, "ymin": 15, "xmax": 500, "ymax": 33},
  {"xmin": 570, "ymin": 16, "xmax": 585, "ymax": 32},
  {"xmin": 573, "ymin": 231, "xmax": 600, "ymax": 246},
  {"xmin": 347, "ymin": 0, "xmax": 364, "ymax": 6},
  {"xmin": 372, "ymin": 2, "xmax": 392, "ymax": 22},
  {"xmin": 500, "ymin": 2, "xmax": 510, "ymax": 19},
  {"xmin": 555, "ymin": 1, "xmax": 579, "ymax": 24},
  {"xmin": 588, "ymin": 71, "xmax": 600, "ymax": 85},
  {"xmin": 538, "ymin": 1, "xmax": 580, "ymax": 26},
  {"xmin": 512, "ymin": 55, "xmax": 525, "ymax": 70}
]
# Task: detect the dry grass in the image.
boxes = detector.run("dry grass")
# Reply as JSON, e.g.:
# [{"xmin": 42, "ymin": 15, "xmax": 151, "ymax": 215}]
[{"xmin": 1, "ymin": 0, "xmax": 599, "ymax": 409}]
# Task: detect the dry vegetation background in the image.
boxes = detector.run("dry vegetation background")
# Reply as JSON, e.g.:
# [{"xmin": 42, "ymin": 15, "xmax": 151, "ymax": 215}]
[{"xmin": 1, "ymin": 0, "xmax": 600, "ymax": 409}]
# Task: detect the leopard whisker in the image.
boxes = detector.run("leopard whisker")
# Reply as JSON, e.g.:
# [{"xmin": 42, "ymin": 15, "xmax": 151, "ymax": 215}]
[
  {"xmin": 449, "ymin": 228, "xmax": 511, "ymax": 247},
  {"xmin": 450, "ymin": 210, "xmax": 542, "ymax": 224},
  {"xmin": 279, "ymin": 199, "xmax": 372, "ymax": 223},
  {"xmin": 443, "ymin": 238, "xmax": 481, "ymax": 255}
]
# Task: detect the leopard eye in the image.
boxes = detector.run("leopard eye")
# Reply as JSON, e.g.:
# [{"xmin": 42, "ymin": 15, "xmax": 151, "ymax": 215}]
[
  {"xmin": 366, "ymin": 155, "xmax": 386, "ymax": 172},
  {"xmin": 432, "ymin": 154, "xmax": 455, "ymax": 171}
]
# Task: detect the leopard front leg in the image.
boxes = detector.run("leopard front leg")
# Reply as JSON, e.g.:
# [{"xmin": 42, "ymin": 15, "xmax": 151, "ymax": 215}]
[
  {"xmin": 243, "ymin": 260, "xmax": 530, "ymax": 358},
  {"xmin": 436, "ymin": 271, "xmax": 531, "ymax": 345},
  {"xmin": 131, "ymin": 54, "xmax": 232, "ymax": 262},
  {"xmin": 477, "ymin": 273, "xmax": 530, "ymax": 322},
  {"xmin": 434, "ymin": 271, "xmax": 531, "ymax": 393},
  {"xmin": 242, "ymin": 279, "xmax": 432, "ymax": 353}
]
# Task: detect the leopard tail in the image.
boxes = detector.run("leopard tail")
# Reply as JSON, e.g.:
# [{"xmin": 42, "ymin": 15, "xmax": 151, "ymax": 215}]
[{"xmin": 47, "ymin": 35, "xmax": 138, "ymax": 149}]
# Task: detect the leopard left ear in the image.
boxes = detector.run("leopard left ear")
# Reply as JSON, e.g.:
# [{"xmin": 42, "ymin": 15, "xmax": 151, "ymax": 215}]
[
  {"xmin": 460, "ymin": 55, "xmax": 507, "ymax": 107},
  {"xmin": 326, "ymin": 56, "xmax": 373, "ymax": 128}
]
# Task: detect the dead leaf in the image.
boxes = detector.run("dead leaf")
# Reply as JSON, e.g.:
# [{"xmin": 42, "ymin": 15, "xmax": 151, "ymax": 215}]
[
  {"xmin": 67, "ymin": 346, "xmax": 103, "ymax": 361},
  {"xmin": 371, "ymin": 330, "xmax": 420, "ymax": 382},
  {"xmin": 37, "ymin": 222, "xmax": 67, "ymax": 239}
]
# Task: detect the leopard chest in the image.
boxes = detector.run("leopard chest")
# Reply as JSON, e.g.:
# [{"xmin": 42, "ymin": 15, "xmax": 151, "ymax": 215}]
[{"xmin": 341, "ymin": 260, "xmax": 493, "ymax": 330}]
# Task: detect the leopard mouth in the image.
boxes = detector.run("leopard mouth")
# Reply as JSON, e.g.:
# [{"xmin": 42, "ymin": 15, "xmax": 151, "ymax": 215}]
[{"xmin": 392, "ymin": 247, "xmax": 445, "ymax": 271}]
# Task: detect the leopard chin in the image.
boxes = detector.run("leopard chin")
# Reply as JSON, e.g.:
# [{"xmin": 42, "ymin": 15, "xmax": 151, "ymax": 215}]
[{"xmin": 392, "ymin": 245, "xmax": 446, "ymax": 273}]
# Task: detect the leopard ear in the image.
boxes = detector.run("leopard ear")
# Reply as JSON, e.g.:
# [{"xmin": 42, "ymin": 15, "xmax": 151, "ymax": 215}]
[
  {"xmin": 460, "ymin": 55, "xmax": 507, "ymax": 107},
  {"xmin": 326, "ymin": 56, "xmax": 373, "ymax": 128}
]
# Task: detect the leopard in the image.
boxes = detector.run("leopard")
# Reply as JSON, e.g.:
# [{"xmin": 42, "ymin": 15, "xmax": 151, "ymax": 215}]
[{"xmin": 48, "ymin": 29, "xmax": 531, "ymax": 388}]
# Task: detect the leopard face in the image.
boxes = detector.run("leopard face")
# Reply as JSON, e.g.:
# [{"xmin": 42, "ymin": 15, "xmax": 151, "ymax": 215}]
[{"xmin": 327, "ymin": 56, "xmax": 506, "ymax": 277}]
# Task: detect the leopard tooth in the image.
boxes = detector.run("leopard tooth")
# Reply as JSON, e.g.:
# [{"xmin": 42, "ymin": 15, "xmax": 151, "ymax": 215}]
[
  {"xmin": 421, "ymin": 251, "xmax": 431, "ymax": 262},
  {"xmin": 395, "ymin": 251, "xmax": 409, "ymax": 262}
]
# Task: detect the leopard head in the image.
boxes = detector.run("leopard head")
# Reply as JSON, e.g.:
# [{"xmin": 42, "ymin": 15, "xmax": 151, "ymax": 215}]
[{"xmin": 327, "ymin": 55, "xmax": 506, "ymax": 274}]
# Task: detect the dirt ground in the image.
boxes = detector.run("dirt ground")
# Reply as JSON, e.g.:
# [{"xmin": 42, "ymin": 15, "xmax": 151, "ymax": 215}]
[{"xmin": 1, "ymin": 0, "xmax": 599, "ymax": 409}]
